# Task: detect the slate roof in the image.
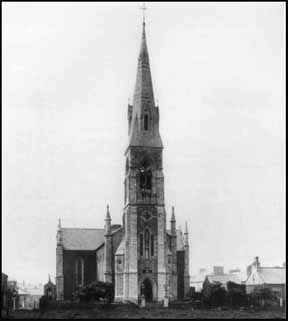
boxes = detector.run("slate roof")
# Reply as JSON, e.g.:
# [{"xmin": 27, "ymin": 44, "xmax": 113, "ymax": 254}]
[
  {"xmin": 258, "ymin": 267, "xmax": 285, "ymax": 284},
  {"xmin": 206, "ymin": 273, "xmax": 241, "ymax": 284},
  {"xmin": 61, "ymin": 228, "xmax": 105, "ymax": 251},
  {"xmin": 115, "ymin": 239, "xmax": 125, "ymax": 255}
]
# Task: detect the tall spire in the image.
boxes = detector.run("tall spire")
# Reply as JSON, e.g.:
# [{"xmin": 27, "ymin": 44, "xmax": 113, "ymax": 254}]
[
  {"xmin": 128, "ymin": 6, "xmax": 163, "ymax": 149},
  {"xmin": 140, "ymin": 2, "xmax": 147, "ymax": 25},
  {"xmin": 133, "ymin": 16, "xmax": 155, "ymax": 108}
]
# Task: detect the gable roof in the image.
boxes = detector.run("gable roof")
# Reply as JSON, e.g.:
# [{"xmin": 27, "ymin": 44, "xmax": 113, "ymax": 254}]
[
  {"xmin": 206, "ymin": 274, "xmax": 241, "ymax": 285},
  {"xmin": 258, "ymin": 267, "xmax": 285, "ymax": 284},
  {"xmin": 61, "ymin": 228, "xmax": 105, "ymax": 251},
  {"xmin": 115, "ymin": 239, "xmax": 125, "ymax": 255}
]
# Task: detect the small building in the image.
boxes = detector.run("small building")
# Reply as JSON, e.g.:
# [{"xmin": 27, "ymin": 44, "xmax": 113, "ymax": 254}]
[
  {"xmin": 245, "ymin": 257, "xmax": 286, "ymax": 303},
  {"xmin": 18, "ymin": 285, "xmax": 43, "ymax": 310},
  {"xmin": 203, "ymin": 274, "xmax": 242, "ymax": 290},
  {"xmin": 2, "ymin": 273, "xmax": 8, "ymax": 309},
  {"xmin": 44, "ymin": 275, "xmax": 56, "ymax": 301}
]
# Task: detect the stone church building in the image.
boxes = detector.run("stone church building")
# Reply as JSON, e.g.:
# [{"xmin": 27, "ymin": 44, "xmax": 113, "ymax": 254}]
[{"xmin": 56, "ymin": 17, "xmax": 190, "ymax": 303}]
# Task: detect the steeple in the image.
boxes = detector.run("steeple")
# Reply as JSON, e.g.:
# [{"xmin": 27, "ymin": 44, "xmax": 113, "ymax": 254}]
[{"xmin": 127, "ymin": 13, "xmax": 163, "ymax": 149}]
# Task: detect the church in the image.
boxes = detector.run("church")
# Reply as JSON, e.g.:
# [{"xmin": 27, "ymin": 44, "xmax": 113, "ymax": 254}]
[{"xmin": 56, "ymin": 15, "xmax": 190, "ymax": 303}]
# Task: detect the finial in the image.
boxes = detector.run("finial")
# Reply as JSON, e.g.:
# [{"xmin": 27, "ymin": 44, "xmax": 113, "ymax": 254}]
[
  {"xmin": 106, "ymin": 204, "xmax": 111, "ymax": 219},
  {"xmin": 48, "ymin": 274, "xmax": 51, "ymax": 282},
  {"xmin": 58, "ymin": 218, "xmax": 61, "ymax": 229},
  {"xmin": 171, "ymin": 206, "xmax": 176, "ymax": 222},
  {"xmin": 185, "ymin": 221, "xmax": 188, "ymax": 234},
  {"xmin": 140, "ymin": 2, "xmax": 147, "ymax": 25}
]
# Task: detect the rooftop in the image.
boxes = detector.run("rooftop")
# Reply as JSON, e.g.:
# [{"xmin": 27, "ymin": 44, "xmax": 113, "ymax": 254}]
[
  {"xmin": 61, "ymin": 228, "xmax": 105, "ymax": 251},
  {"xmin": 257, "ymin": 267, "xmax": 286, "ymax": 284}
]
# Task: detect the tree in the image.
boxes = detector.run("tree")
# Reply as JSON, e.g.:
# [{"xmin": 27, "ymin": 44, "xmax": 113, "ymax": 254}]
[
  {"xmin": 227, "ymin": 281, "xmax": 247, "ymax": 307},
  {"xmin": 202, "ymin": 280, "xmax": 228, "ymax": 308}
]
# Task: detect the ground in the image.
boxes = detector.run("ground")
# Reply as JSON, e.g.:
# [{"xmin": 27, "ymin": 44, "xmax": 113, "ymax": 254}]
[{"xmin": 2, "ymin": 302, "xmax": 286, "ymax": 319}]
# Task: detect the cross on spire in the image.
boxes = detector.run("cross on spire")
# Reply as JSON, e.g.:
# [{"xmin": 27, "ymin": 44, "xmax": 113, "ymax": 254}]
[{"xmin": 140, "ymin": 2, "xmax": 147, "ymax": 24}]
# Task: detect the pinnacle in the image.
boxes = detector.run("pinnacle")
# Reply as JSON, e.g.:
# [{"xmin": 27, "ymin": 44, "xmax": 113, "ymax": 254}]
[{"xmin": 171, "ymin": 206, "xmax": 176, "ymax": 222}]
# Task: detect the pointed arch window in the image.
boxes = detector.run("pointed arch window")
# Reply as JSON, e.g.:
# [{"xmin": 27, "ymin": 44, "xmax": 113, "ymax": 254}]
[
  {"xmin": 140, "ymin": 233, "xmax": 144, "ymax": 256},
  {"xmin": 144, "ymin": 229, "xmax": 150, "ymax": 259},
  {"xmin": 151, "ymin": 234, "xmax": 154, "ymax": 256},
  {"xmin": 75, "ymin": 257, "xmax": 84, "ymax": 288}
]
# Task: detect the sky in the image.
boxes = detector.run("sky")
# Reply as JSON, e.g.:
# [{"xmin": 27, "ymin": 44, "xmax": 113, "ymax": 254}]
[{"xmin": 2, "ymin": 2, "xmax": 286, "ymax": 284}]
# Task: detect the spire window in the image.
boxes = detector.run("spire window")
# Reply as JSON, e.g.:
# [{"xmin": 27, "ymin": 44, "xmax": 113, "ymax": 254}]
[
  {"xmin": 144, "ymin": 114, "xmax": 149, "ymax": 131},
  {"xmin": 140, "ymin": 234, "xmax": 144, "ymax": 256}
]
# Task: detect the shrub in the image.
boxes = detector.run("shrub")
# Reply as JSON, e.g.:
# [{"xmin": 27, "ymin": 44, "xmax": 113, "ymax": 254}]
[
  {"xmin": 202, "ymin": 281, "xmax": 228, "ymax": 308},
  {"xmin": 226, "ymin": 281, "xmax": 247, "ymax": 307},
  {"xmin": 74, "ymin": 281, "xmax": 114, "ymax": 303}
]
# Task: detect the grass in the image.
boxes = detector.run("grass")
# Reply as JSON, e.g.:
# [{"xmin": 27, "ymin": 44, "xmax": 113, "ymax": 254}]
[{"xmin": 2, "ymin": 303, "xmax": 286, "ymax": 319}]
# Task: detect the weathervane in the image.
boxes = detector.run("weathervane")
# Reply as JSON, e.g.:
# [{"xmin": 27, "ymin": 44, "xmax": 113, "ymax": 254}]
[{"xmin": 140, "ymin": 2, "xmax": 147, "ymax": 23}]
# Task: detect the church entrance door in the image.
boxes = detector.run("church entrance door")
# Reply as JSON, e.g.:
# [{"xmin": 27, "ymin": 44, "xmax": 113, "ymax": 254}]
[{"xmin": 141, "ymin": 279, "xmax": 153, "ymax": 302}]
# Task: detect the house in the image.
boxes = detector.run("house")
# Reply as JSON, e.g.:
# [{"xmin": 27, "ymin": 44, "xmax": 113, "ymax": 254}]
[
  {"xmin": 18, "ymin": 284, "xmax": 43, "ymax": 310},
  {"xmin": 203, "ymin": 266, "xmax": 242, "ymax": 290},
  {"xmin": 245, "ymin": 257, "xmax": 286, "ymax": 303}
]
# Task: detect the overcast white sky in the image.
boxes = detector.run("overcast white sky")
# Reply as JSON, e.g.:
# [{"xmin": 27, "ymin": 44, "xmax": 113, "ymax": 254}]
[{"xmin": 2, "ymin": 2, "xmax": 285, "ymax": 284}]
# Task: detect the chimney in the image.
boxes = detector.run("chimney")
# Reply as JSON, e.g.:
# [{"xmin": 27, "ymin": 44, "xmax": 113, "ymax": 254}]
[
  {"xmin": 213, "ymin": 266, "xmax": 224, "ymax": 275},
  {"xmin": 229, "ymin": 268, "xmax": 240, "ymax": 274},
  {"xmin": 254, "ymin": 256, "xmax": 260, "ymax": 270},
  {"xmin": 199, "ymin": 268, "xmax": 207, "ymax": 274}
]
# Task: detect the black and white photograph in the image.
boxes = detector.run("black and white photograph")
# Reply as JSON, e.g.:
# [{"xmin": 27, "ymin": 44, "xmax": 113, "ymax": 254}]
[{"xmin": 2, "ymin": 1, "xmax": 286, "ymax": 319}]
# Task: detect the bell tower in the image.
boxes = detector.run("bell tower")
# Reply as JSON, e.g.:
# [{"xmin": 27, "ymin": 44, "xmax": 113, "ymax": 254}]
[{"xmin": 121, "ymin": 16, "xmax": 167, "ymax": 303}]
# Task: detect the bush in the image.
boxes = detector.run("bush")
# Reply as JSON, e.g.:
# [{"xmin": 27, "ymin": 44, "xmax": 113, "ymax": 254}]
[
  {"xmin": 74, "ymin": 281, "xmax": 114, "ymax": 303},
  {"xmin": 39, "ymin": 295, "xmax": 49, "ymax": 311},
  {"xmin": 226, "ymin": 281, "xmax": 247, "ymax": 307},
  {"xmin": 202, "ymin": 281, "xmax": 227, "ymax": 308}
]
